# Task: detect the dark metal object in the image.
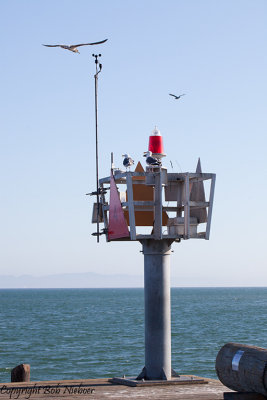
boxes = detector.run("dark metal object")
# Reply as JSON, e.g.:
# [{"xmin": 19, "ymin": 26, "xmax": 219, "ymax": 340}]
[
  {"xmin": 92, "ymin": 54, "xmax": 102, "ymax": 242},
  {"xmin": 86, "ymin": 187, "xmax": 109, "ymax": 196},
  {"xmin": 110, "ymin": 375, "xmax": 206, "ymax": 387},
  {"xmin": 224, "ymin": 393, "xmax": 267, "ymax": 400},
  {"xmin": 92, "ymin": 228, "xmax": 108, "ymax": 237}
]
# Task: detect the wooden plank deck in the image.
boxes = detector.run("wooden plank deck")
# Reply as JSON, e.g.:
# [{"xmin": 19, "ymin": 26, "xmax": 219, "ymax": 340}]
[{"xmin": 0, "ymin": 377, "xmax": 233, "ymax": 399}]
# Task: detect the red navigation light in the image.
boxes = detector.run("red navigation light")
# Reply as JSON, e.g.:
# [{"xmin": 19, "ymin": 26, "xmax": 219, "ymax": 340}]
[{"xmin": 148, "ymin": 127, "xmax": 164, "ymax": 156}]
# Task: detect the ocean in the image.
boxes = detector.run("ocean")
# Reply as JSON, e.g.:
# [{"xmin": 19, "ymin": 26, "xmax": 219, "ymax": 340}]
[{"xmin": 0, "ymin": 287, "xmax": 267, "ymax": 383}]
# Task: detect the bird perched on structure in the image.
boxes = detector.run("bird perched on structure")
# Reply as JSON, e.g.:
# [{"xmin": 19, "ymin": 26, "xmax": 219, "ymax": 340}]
[
  {"xmin": 42, "ymin": 39, "xmax": 108, "ymax": 53},
  {"xmin": 143, "ymin": 151, "xmax": 162, "ymax": 166},
  {"xmin": 122, "ymin": 154, "xmax": 134, "ymax": 170},
  {"xmin": 169, "ymin": 93, "xmax": 186, "ymax": 100}
]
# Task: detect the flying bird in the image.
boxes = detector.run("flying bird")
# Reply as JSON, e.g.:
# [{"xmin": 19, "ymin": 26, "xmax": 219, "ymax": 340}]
[
  {"xmin": 122, "ymin": 154, "xmax": 134, "ymax": 169},
  {"xmin": 143, "ymin": 151, "xmax": 162, "ymax": 166},
  {"xmin": 42, "ymin": 39, "xmax": 108, "ymax": 53},
  {"xmin": 169, "ymin": 93, "xmax": 186, "ymax": 100}
]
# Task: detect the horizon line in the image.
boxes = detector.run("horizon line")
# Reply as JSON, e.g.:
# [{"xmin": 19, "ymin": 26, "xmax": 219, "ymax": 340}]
[{"xmin": 0, "ymin": 286, "xmax": 267, "ymax": 289}]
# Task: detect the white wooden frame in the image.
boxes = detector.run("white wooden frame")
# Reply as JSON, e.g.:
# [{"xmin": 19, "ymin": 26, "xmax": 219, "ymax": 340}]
[{"xmin": 97, "ymin": 170, "xmax": 215, "ymax": 242}]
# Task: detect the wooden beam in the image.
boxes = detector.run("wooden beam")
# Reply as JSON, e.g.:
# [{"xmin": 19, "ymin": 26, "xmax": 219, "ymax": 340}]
[
  {"xmin": 100, "ymin": 172, "xmax": 214, "ymax": 185},
  {"xmin": 99, "ymin": 176, "xmax": 111, "ymax": 184},
  {"xmin": 136, "ymin": 234, "xmax": 183, "ymax": 240},
  {"xmin": 100, "ymin": 183, "xmax": 109, "ymax": 241},
  {"xmin": 106, "ymin": 202, "xmax": 208, "ymax": 213},
  {"xmin": 154, "ymin": 171, "xmax": 162, "ymax": 240},
  {"xmin": 164, "ymin": 206, "xmax": 183, "ymax": 212},
  {"xmin": 126, "ymin": 173, "xmax": 136, "ymax": 240},
  {"xmin": 184, "ymin": 174, "xmax": 190, "ymax": 239},
  {"xmin": 132, "ymin": 201, "xmax": 155, "ymax": 206},
  {"xmin": 167, "ymin": 173, "xmax": 214, "ymax": 182},
  {"xmin": 205, "ymin": 174, "xmax": 216, "ymax": 240},
  {"xmin": 189, "ymin": 201, "xmax": 209, "ymax": 208},
  {"xmin": 197, "ymin": 232, "xmax": 206, "ymax": 239},
  {"xmin": 132, "ymin": 180, "xmax": 147, "ymax": 185}
]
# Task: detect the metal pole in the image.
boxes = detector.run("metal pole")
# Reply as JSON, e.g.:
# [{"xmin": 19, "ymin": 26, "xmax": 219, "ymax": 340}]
[
  {"xmin": 141, "ymin": 239, "xmax": 173, "ymax": 380},
  {"xmin": 92, "ymin": 54, "xmax": 102, "ymax": 242}
]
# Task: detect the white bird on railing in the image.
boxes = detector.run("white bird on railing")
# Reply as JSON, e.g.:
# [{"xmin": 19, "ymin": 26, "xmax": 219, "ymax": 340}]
[
  {"xmin": 122, "ymin": 154, "xmax": 134, "ymax": 170},
  {"xmin": 143, "ymin": 151, "xmax": 161, "ymax": 166},
  {"xmin": 42, "ymin": 39, "xmax": 108, "ymax": 53}
]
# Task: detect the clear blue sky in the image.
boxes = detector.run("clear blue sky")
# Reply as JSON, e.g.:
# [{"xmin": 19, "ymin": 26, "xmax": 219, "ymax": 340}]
[{"xmin": 1, "ymin": 0, "xmax": 266, "ymax": 286}]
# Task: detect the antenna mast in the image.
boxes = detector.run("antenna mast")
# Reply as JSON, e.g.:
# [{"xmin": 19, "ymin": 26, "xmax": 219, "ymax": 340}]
[{"xmin": 92, "ymin": 53, "xmax": 102, "ymax": 243}]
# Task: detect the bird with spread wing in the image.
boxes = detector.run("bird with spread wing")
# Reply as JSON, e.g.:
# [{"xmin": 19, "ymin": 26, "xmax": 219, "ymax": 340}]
[
  {"xmin": 42, "ymin": 39, "xmax": 108, "ymax": 53},
  {"xmin": 169, "ymin": 93, "xmax": 186, "ymax": 100}
]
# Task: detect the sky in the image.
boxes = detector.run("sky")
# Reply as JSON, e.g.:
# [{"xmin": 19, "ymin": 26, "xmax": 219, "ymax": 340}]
[{"xmin": 0, "ymin": 0, "xmax": 267, "ymax": 286}]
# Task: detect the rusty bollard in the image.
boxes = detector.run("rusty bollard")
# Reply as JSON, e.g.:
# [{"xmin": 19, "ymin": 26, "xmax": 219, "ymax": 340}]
[{"xmin": 11, "ymin": 364, "xmax": 30, "ymax": 382}]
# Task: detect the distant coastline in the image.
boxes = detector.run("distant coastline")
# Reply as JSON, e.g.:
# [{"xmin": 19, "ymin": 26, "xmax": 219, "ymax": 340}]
[
  {"xmin": 0, "ymin": 272, "xmax": 266, "ymax": 288},
  {"xmin": 0, "ymin": 272, "xmax": 143, "ymax": 289}
]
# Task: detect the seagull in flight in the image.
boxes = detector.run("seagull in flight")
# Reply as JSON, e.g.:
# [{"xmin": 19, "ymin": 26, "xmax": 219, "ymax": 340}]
[
  {"xmin": 42, "ymin": 39, "xmax": 108, "ymax": 53},
  {"xmin": 122, "ymin": 154, "xmax": 134, "ymax": 170},
  {"xmin": 169, "ymin": 93, "xmax": 186, "ymax": 100},
  {"xmin": 143, "ymin": 151, "xmax": 162, "ymax": 166}
]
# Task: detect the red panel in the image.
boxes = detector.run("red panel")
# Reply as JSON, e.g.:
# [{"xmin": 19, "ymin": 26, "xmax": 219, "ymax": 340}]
[{"xmin": 108, "ymin": 173, "xmax": 130, "ymax": 240}]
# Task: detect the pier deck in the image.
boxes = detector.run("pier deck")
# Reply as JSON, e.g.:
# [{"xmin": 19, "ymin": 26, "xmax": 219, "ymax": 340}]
[{"xmin": 0, "ymin": 376, "xmax": 233, "ymax": 399}]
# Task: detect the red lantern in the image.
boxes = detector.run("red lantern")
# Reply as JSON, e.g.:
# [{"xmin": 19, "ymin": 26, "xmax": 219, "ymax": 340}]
[{"xmin": 148, "ymin": 127, "xmax": 165, "ymax": 157}]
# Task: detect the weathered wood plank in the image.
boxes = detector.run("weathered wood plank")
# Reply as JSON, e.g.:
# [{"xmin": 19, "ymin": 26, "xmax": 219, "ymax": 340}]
[
  {"xmin": 0, "ymin": 377, "xmax": 232, "ymax": 400},
  {"xmin": 184, "ymin": 173, "xmax": 190, "ymax": 239},
  {"xmin": 100, "ymin": 183, "xmax": 109, "ymax": 241},
  {"xmin": 126, "ymin": 173, "xmax": 136, "ymax": 240},
  {"xmin": 105, "ymin": 203, "xmax": 208, "ymax": 213},
  {"xmin": 122, "ymin": 201, "xmax": 155, "ymax": 207},
  {"xmin": 205, "ymin": 174, "xmax": 216, "ymax": 240},
  {"xmin": 100, "ymin": 172, "xmax": 214, "ymax": 185},
  {"xmin": 189, "ymin": 201, "xmax": 209, "ymax": 208},
  {"xmin": 190, "ymin": 158, "xmax": 208, "ymax": 223},
  {"xmin": 154, "ymin": 171, "xmax": 162, "ymax": 239},
  {"xmin": 167, "ymin": 172, "xmax": 214, "ymax": 181}
]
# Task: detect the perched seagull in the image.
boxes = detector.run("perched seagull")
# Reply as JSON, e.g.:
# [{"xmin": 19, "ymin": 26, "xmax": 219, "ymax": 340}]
[
  {"xmin": 122, "ymin": 154, "xmax": 134, "ymax": 169},
  {"xmin": 143, "ymin": 151, "xmax": 161, "ymax": 166},
  {"xmin": 169, "ymin": 93, "xmax": 186, "ymax": 100},
  {"xmin": 42, "ymin": 39, "xmax": 108, "ymax": 53}
]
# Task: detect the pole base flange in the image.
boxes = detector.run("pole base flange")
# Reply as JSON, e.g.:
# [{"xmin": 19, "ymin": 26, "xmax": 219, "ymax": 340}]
[{"xmin": 109, "ymin": 375, "xmax": 208, "ymax": 387}]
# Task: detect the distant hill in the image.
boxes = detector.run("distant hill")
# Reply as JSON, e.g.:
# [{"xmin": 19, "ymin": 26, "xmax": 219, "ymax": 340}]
[
  {"xmin": 0, "ymin": 272, "xmax": 235, "ymax": 289},
  {"xmin": 0, "ymin": 272, "xmax": 143, "ymax": 289}
]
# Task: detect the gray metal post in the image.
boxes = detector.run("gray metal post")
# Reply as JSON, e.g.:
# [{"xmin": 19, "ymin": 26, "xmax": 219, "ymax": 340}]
[{"xmin": 141, "ymin": 239, "xmax": 173, "ymax": 380}]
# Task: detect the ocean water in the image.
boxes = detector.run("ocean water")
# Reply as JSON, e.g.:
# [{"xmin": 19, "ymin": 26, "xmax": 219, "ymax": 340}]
[{"xmin": 0, "ymin": 287, "xmax": 267, "ymax": 383}]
